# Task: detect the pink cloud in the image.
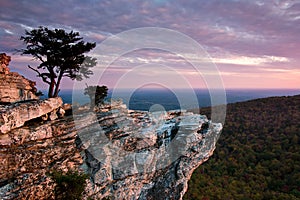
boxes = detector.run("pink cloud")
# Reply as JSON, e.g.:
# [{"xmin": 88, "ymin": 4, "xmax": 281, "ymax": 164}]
[{"xmin": 0, "ymin": 0, "xmax": 299, "ymax": 89}]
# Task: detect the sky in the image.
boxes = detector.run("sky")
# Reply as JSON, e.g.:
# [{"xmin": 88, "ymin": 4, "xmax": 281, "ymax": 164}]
[{"xmin": 0, "ymin": 0, "xmax": 299, "ymax": 90}]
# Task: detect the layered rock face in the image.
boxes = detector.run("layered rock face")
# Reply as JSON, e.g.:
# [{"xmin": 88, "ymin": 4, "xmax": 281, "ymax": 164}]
[
  {"xmin": 0, "ymin": 97, "xmax": 73, "ymax": 199},
  {"xmin": 0, "ymin": 115, "xmax": 82, "ymax": 200},
  {"xmin": 0, "ymin": 53, "xmax": 38, "ymax": 103},
  {"xmin": 0, "ymin": 100, "xmax": 222, "ymax": 200}
]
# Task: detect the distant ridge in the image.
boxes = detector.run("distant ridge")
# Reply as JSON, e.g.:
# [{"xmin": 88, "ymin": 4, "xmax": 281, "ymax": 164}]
[{"xmin": 52, "ymin": 88, "xmax": 300, "ymax": 111}]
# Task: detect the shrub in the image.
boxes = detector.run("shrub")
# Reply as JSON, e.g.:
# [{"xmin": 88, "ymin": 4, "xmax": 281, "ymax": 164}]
[{"xmin": 49, "ymin": 170, "xmax": 89, "ymax": 200}]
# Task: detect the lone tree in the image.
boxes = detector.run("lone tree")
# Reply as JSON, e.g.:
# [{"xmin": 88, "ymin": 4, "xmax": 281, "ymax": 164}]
[
  {"xmin": 84, "ymin": 84, "xmax": 108, "ymax": 108},
  {"xmin": 20, "ymin": 26, "xmax": 96, "ymax": 98}
]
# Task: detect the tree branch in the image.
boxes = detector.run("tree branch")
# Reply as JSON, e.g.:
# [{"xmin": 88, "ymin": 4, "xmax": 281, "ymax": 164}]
[
  {"xmin": 34, "ymin": 53, "xmax": 45, "ymax": 64},
  {"xmin": 28, "ymin": 65, "xmax": 51, "ymax": 85}
]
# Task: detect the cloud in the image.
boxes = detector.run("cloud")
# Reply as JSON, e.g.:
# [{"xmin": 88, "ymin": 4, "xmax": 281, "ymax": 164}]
[
  {"xmin": 213, "ymin": 55, "xmax": 289, "ymax": 66},
  {"xmin": 0, "ymin": 0, "xmax": 299, "ymax": 89}
]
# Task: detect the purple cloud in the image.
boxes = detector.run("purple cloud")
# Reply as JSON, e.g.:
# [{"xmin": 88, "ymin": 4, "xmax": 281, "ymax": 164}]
[{"xmin": 0, "ymin": 0, "xmax": 299, "ymax": 89}]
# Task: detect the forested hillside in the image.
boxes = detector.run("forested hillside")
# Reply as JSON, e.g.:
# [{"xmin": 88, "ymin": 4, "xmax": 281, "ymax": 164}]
[{"xmin": 185, "ymin": 95, "xmax": 300, "ymax": 200}]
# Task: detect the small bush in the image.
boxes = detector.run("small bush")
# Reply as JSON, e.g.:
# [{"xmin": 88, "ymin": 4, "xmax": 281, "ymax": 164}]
[{"xmin": 49, "ymin": 170, "xmax": 89, "ymax": 200}]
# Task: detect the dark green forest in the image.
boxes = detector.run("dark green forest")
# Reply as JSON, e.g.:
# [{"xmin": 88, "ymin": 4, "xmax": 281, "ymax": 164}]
[{"xmin": 184, "ymin": 95, "xmax": 300, "ymax": 200}]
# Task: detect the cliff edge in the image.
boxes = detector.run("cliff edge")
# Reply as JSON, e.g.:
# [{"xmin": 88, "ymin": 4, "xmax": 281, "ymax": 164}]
[{"xmin": 76, "ymin": 102, "xmax": 222, "ymax": 199}]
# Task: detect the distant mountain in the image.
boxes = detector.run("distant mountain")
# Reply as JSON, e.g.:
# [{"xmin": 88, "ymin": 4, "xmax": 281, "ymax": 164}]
[{"xmin": 185, "ymin": 94, "xmax": 300, "ymax": 199}]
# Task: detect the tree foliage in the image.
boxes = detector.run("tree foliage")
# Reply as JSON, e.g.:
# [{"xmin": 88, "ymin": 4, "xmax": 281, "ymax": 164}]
[
  {"xmin": 84, "ymin": 85, "xmax": 108, "ymax": 108},
  {"xmin": 185, "ymin": 95, "xmax": 300, "ymax": 200},
  {"xmin": 20, "ymin": 26, "xmax": 96, "ymax": 98}
]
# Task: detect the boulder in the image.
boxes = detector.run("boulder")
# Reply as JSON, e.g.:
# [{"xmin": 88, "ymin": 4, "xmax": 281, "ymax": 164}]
[{"xmin": 0, "ymin": 97, "xmax": 63, "ymax": 134}]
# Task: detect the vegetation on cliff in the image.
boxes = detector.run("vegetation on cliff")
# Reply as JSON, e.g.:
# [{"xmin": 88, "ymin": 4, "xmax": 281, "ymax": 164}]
[
  {"xmin": 49, "ymin": 170, "xmax": 88, "ymax": 200},
  {"xmin": 19, "ymin": 26, "xmax": 97, "ymax": 98},
  {"xmin": 185, "ymin": 95, "xmax": 300, "ymax": 199}
]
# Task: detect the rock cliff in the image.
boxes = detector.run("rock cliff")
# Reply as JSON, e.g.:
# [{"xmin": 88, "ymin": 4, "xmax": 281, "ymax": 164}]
[
  {"xmin": 76, "ymin": 101, "xmax": 222, "ymax": 199},
  {"xmin": 0, "ymin": 53, "xmax": 38, "ymax": 103},
  {"xmin": 0, "ymin": 99, "xmax": 222, "ymax": 200}
]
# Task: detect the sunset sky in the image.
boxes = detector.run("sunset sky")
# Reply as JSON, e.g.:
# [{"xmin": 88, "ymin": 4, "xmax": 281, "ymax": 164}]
[{"xmin": 0, "ymin": 0, "xmax": 299, "ymax": 90}]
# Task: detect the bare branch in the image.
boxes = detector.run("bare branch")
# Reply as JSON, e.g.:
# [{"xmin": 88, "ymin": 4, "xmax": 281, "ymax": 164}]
[
  {"xmin": 35, "ymin": 54, "xmax": 45, "ymax": 63},
  {"xmin": 28, "ymin": 65, "xmax": 51, "ymax": 85}
]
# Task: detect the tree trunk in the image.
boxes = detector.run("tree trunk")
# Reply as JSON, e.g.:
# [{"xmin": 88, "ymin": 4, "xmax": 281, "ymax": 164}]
[
  {"xmin": 53, "ymin": 72, "xmax": 63, "ymax": 97},
  {"xmin": 48, "ymin": 80, "xmax": 55, "ymax": 98},
  {"xmin": 89, "ymin": 96, "xmax": 95, "ymax": 111},
  {"xmin": 48, "ymin": 67, "xmax": 56, "ymax": 98}
]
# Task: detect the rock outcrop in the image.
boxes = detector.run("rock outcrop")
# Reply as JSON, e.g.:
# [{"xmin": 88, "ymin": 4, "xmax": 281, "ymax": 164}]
[
  {"xmin": 0, "ymin": 53, "xmax": 38, "ymax": 103},
  {"xmin": 0, "ymin": 100, "xmax": 222, "ymax": 200},
  {"xmin": 76, "ymin": 101, "xmax": 222, "ymax": 200},
  {"xmin": 0, "ymin": 97, "xmax": 63, "ymax": 134}
]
